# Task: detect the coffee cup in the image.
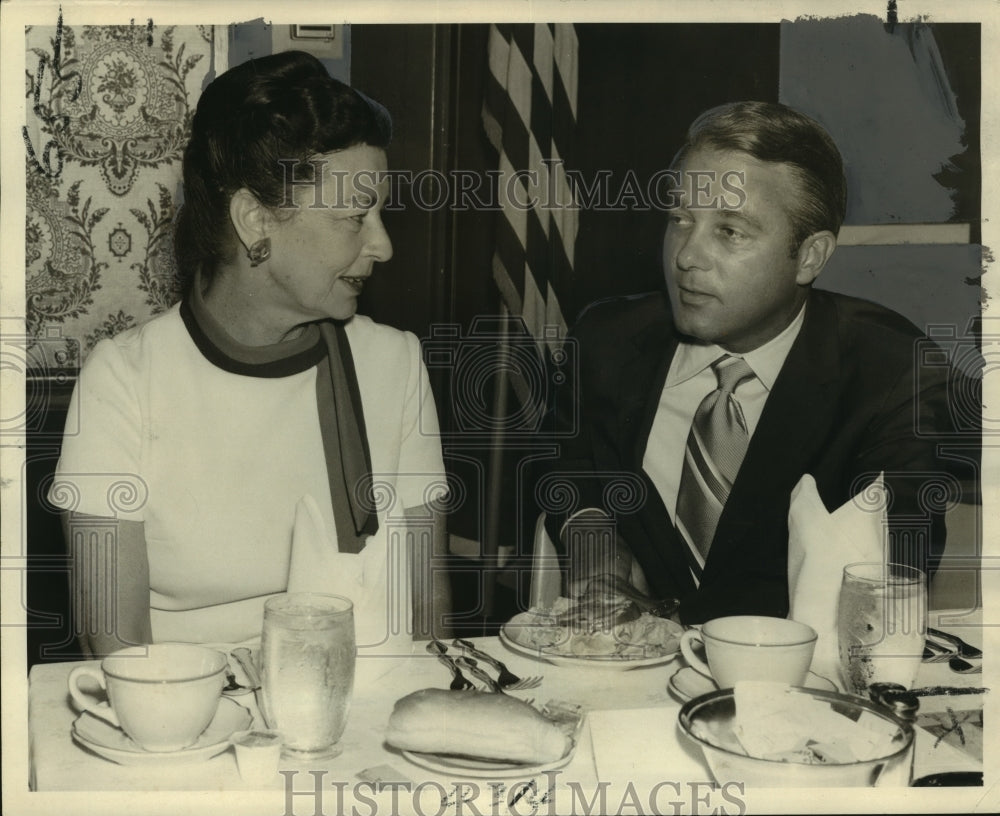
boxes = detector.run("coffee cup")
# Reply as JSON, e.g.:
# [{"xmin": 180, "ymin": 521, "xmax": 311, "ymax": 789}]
[
  {"xmin": 68, "ymin": 643, "xmax": 227, "ymax": 752},
  {"xmin": 680, "ymin": 616, "xmax": 817, "ymax": 688}
]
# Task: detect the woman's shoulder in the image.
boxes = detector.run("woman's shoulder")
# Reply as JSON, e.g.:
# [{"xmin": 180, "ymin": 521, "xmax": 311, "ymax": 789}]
[
  {"xmin": 344, "ymin": 314, "xmax": 420, "ymax": 362},
  {"xmin": 83, "ymin": 305, "xmax": 186, "ymax": 373}
]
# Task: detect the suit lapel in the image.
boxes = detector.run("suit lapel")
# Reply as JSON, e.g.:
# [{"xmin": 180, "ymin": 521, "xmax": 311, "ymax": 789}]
[
  {"xmin": 592, "ymin": 312, "xmax": 676, "ymax": 471},
  {"xmin": 702, "ymin": 291, "xmax": 842, "ymax": 578},
  {"xmin": 628, "ymin": 325, "xmax": 679, "ymax": 470},
  {"xmin": 612, "ymin": 313, "xmax": 699, "ymax": 599}
]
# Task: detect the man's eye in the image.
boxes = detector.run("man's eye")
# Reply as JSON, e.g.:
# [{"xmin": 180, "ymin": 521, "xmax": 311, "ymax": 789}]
[
  {"xmin": 350, "ymin": 213, "xmax": 366, "ymax": 225},
  {"xmin": 667, "ymin": 212, "xmax": 692, "ymax": 226},
  {"xmin": 718, "ymin": 225, "xmax": 746, "ymax": 241}
]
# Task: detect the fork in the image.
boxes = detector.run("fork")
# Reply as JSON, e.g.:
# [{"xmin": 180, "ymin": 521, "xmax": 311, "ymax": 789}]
[
  {"xmin": 923, "ymin": 637, "xmax": 959, "ymax": 663},
  {"xmin": 928, "ymin": 627, "xmax": 983, "ymax": 660},
  {"xmin": 455, "ymin": 657, "xmax": 534, "ymax": 706},
  {"xmin": 426, "ymin": 640, "xmax": 474, "ymax": 690},
  {"xmin": 452, "ymin": 638, "xmax": 542, "ymax": 690}
]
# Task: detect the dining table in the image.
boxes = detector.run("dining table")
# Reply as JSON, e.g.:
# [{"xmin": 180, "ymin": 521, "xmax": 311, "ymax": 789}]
[{"xmin": 22, "ymin": 608, "xmax": 989, "ymax": 815}]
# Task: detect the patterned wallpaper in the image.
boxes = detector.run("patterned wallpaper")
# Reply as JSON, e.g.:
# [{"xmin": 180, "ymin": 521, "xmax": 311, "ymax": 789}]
[{"xmin": 24, "ymin": 24, "xmax": 214, "ymax": 368}]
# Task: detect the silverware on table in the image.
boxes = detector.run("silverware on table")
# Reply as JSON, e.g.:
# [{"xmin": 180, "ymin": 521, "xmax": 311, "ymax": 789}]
[
  {"xmin": 912, "ymin": 771, "xmax": 984, "ymax": 786},
  {"xmin": 454, "ymin": 657, "xmax": 535, "ymax": 707},
  {"xmin": 922, "ymin": 637, "xmax": 958, "ymax": 663},
  {"xmin": 231, "ymin": 647, "xmax": 271, "ymax": 727},
  {"xmin": 949, "ymin": 656, "xmax": 983, "ymax": 675},
  {"xmin": 222, "ymin": 669, "xmax": 256, "ymax": 697},
  {"xmin": 928, "ymin": 627, "xmax": 983, "ymax": 659},
  {"xmin": 452, "ymin": 638, "xmax": 542, "ymax": 690},
  {"xmin": 426, "ymin": 640, "xmax": 474, "ymax": 690},
  {"xmin": 869, "ymin": 681, "xmax": 989, "ymax": 707},
  {"xmin": 455, "ymin": 656, "xmax": 505, "ymax": 693}
]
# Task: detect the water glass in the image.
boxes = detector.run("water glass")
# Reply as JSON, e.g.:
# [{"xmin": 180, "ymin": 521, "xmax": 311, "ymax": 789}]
[
  {"xmin": 261, "ymin": 593, "xmax": 356, "ymax": 759},
  {"xmin": 837, "ymin": 562, "xmax": 926, "ymax": 696}
]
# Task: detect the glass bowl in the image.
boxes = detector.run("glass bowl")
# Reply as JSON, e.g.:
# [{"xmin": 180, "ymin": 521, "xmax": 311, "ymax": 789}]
[{"xmin": 678, "ymin": 686, "xmax": 913, "ymax": 787}]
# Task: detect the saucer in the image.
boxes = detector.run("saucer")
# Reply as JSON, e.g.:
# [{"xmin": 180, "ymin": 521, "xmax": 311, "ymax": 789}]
[
  {"xmin": 401, "ymin": 745, "xmax": 576, "ymax": 779},
  {"xmin": 72, "ymin": 697, "xmax": 251, "ymax": 766},
  {"xmin": 667, "ymin": 666, "xmax": 837, "ymax": 702}
]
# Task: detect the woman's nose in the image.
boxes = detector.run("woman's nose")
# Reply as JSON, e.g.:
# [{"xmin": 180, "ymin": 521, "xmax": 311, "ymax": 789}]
[{"xmin": 366, "ymin": 216, "xmax": 394, "ymax": 262}]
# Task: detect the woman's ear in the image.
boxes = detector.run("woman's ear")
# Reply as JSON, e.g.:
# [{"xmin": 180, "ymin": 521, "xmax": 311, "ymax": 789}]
[
  {"xmin": 229, "ymin": 189, "xmax": 269, "ymax": 252},
  {"xmin": 795, "ymin": 230, "xmax": 837, "ymax": 286}
]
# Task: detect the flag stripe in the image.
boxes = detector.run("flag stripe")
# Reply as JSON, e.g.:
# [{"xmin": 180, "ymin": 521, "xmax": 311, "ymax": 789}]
[{"xmin": 483, "ymin": 22, "xmax": 579, "ymax": 415}]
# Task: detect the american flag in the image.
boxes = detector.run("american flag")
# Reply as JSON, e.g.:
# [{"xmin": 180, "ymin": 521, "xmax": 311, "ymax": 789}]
[{"xmin": 482, "ymin": 23, "xmax": 579, "ymax": 387}]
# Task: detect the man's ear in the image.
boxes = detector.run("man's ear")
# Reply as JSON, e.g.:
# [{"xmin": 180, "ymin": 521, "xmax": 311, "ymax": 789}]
[
  {"xmin": 795, "ymin": 230, "xmax": 837, "ymax": 285},
  {"xmin": 229, "ymin": 188, "xmax": 270, "ymax": 252}
]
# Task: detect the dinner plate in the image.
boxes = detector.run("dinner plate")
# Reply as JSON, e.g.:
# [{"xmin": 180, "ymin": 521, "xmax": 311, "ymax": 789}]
[
  {"xmin": 397, "ymin": 700, "xmax": 585, "ymax": 778},
  {"xmin": 401, "ymin": 745, "xmax": 577, "ymax": 779},
  {"xmin": 71, "ymin": 697, "xmax": 252, "ymax": 766},
  {"xmin": 499, "ymin": 626, "xmax": 680, "ymax": 671},
  {"xmin": 667, "ymin": 666, "xmax": 838, "ymax": 702}
]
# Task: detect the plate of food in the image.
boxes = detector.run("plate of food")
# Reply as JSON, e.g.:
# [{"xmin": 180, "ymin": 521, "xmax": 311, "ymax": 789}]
[
  {"xmin": 386, "ymin": 689, "xmax": 584, "ymax": 778},
  {"xmin": 500, "ymin": 596, "xmax": 683, "ymax": 670}
]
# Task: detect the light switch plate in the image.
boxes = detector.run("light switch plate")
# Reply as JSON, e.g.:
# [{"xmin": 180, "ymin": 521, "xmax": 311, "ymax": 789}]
[{"xmin": 272, "ymin": 24, "xmax": 344, "ymax": 58}]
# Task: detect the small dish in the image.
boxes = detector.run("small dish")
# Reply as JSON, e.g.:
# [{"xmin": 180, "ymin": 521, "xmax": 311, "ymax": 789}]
[
  {"xmin": 72, "ymin": 697, "xmax": 251, "ymax": 766},
  {"xmin": 679, "ymin": 686, "xmax": 913, "ymax": 787},
  {"xmin": 668, "ymin": 666, "xmax": 837, "ymax": 701}
]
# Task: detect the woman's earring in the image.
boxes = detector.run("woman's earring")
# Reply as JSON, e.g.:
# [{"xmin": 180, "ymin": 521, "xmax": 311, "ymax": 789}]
[{"xmin": 247, "ymin": 237, "xmax": 271, "ymax": 267}]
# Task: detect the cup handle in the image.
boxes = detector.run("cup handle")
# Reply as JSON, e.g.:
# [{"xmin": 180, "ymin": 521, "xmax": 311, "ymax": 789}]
[
  {"xmin": 680, "ymin": 629, "xmax": 713, "ymax": 679},
  {"xmin": 68, "ymin": 666, "xmax": 120, "ymax": 728}
]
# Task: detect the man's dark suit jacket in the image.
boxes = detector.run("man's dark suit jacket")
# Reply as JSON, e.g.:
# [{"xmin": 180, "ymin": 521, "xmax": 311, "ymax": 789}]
[{"xmin": 544, "ymin": 287, "xmax": 964, "ymax": 624}]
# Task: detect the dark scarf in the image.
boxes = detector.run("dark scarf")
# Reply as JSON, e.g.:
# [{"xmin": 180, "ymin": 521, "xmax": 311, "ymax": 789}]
[{"xmin": 180, "ymin": 281, "xmax": 378, "ymax": 553}]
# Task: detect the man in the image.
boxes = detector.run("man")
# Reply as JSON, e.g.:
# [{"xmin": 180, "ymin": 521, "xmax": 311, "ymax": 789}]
[{"xmin": 544, "ymin": 101, "xmax": 958, "ymax": 624}]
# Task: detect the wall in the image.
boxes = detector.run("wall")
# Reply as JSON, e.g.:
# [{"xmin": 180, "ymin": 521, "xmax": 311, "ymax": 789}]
[
  {"xmin": 780, "ymin": 18, "xmax": 981, "ymax": 369},
  {"xmin": 24, "ymin": 24, "xmax": 215, "ymax": 369}
]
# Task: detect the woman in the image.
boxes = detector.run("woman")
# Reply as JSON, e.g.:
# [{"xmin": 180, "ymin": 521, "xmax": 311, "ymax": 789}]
[{"xmin": 50, "ymin": 51, "xmax": 451, "ymax": 655}]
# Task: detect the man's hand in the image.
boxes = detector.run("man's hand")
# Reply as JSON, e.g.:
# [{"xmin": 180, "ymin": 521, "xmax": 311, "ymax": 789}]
[{"xmin": 562, "ymin": 515, "xmax": 633, "ymax": 598}]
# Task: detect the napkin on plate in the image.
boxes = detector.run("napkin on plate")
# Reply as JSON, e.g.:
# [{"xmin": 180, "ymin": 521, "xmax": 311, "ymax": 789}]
[
  {"xmin": 732, "ymin": 682, "xmax": 898, "ymax": 763},
  {"xmin": 786, "ymin": 473, "xmax": 886, "ymax": 686}
]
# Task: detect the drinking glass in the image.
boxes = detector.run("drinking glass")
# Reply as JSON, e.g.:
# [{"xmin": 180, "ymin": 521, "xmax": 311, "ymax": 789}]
[
  {"xmin": 261, "ymin": 593, "xmax": 356, "ymax": 759},
  {"xmin": 837, "ymin": 562, "xmax": 926, "ymax": 696}
]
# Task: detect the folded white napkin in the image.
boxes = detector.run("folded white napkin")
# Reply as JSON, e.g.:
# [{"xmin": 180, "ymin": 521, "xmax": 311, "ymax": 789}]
[
  {"xmin": 787, "ymin": 473, "xmax": 886, "ymax": 686},
  {"xmin": 287, "ymin": 494, "xmax": 413, "ymax": 672},
  {"xmin": 287, "ymin": 494, "xmax": 364, "ymax": 595},
  {"xmin": 589, "ymin": 708, "xmax": 707, "ymax": 784}
]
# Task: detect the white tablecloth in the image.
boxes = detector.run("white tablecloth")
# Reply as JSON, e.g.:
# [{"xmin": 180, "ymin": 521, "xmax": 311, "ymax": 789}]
[{"xmin": 23, "ymin": 612, "xmax": 987, "ymax": 814}]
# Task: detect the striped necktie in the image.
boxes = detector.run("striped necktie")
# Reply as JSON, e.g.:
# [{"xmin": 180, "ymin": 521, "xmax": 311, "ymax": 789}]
[{"xmin": 675, "ymin": 355, "xmax": 756, "ymax": 583}]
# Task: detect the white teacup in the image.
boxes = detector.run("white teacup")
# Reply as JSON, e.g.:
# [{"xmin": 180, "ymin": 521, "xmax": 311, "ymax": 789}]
[
  {"xmin": 68, "ymin": 643, "xmax": 227, "ymax": 752},
  {"xmin": 680, "ymin": 616, "xmax": 817, "ymax": 689}
]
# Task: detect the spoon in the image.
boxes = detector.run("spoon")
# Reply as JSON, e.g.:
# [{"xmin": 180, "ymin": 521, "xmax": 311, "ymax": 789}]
[
  {"xmin": 928, "ymin": 627, "xmax": 983, "ymax": 660},
  {"xmin": 232, "ymin": 647, "xmax": 272, "ymax": 727},
  {"xmin": 222, "ymin": 671, "xmax": 255, "ymax": 697},
  {"xmin": 948, "ymin": 656, "xmax": 982, "ymax": 674}
]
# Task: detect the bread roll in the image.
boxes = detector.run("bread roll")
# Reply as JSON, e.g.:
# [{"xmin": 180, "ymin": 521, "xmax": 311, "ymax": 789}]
[{"xmin": 386, "ymin": 689, "xmax": 571, "ymax": 763}]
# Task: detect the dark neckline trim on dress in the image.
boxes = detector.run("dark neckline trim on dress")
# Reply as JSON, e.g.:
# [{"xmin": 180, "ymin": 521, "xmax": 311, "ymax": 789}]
[{"xmin": 180, "ymin": 295, "xmax": 328, "ymax": 378}]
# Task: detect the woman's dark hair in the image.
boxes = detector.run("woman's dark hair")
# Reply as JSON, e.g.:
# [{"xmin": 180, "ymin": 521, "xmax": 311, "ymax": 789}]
[
  {"xmin": 672, "ymin": 101, "xmax": 847, "ymax": 252},
  {"xmin": 175, "ymin": 50, "xmax": 392, "ymax": 289}
]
